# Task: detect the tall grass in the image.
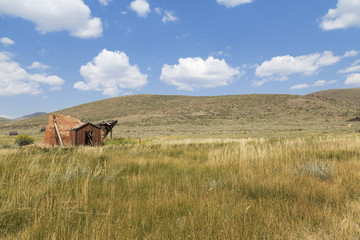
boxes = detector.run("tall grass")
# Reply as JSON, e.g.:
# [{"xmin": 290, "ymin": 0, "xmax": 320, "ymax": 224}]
[{"xmin": 1, "ymin": 135, "xmax": 360, "ymax": 239}]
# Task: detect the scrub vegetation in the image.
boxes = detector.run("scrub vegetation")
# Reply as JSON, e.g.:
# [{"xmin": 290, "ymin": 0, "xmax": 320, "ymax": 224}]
[
  {"xmin": 1, "ymin": 88, "xmax": 360, "ymax": 138},
  {"xmin": 1, "ymin": 134, "xmax": 360, "ymax": 239}
]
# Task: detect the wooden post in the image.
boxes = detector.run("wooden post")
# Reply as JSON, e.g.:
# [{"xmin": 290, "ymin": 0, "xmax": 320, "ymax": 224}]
[
  {"xmin": 53, "ymin": 115, "xmax": 64, "ymax": 147},
  {"xmin": 139, "ymin": 138, "xmax": 141, "ymax": 144}
]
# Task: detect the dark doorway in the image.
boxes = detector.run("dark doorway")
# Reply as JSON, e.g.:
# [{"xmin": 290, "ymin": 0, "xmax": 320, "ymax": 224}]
[{"xmin": 84, "ymin": 131, "xmax": 93, "ymax": 146}]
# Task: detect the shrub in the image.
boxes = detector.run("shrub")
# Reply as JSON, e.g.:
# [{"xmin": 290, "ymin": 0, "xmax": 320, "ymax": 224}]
[
  {"xmin": 298, "ymin": 161, "xmax": 333, "ymax": 180},
  {"xmin": 15, "ymin": 135, "xmax": 35, "ymax": 147}
]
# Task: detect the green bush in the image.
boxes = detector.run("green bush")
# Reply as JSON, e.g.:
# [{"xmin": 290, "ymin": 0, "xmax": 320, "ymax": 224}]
[{"xmin": 15, "ymin": 135, "xmax": 35, "ymax": 146}]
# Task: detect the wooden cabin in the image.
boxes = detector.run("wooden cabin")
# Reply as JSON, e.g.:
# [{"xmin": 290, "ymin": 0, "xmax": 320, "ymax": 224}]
[
  {"xmin": 70, "ymin": 123, "xmax": 102, "ymax": 146},
  {"xmin": 9, "ymin": 131, "xmax": 18, "ymax": 136}
]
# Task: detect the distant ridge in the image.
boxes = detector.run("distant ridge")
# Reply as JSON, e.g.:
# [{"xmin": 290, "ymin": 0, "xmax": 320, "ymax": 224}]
[
  {"xmin": 15, "ymin": 112, "xmax": 47, "ymax": 121},
  {"xmin": 2, "ymin": 88, "xmax": 360, "ymax": 135}
]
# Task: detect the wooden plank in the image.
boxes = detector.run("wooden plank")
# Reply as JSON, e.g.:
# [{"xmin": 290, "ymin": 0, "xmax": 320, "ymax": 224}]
[{"xmin": 53, "ymin": 115, "xmax": 64, "ymax": 147}]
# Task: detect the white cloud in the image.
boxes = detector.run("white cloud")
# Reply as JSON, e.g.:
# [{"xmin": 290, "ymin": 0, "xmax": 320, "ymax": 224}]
[
  {"xmin": 0, "ymin": 0, "xmax": 102, "ymax": 38},
  {"xmin": 252, "ymin": 75, "xmax": 288, "ymax": 87},
  {"xmin": 154, "ymin": 7, "xmax": 178, "ymax": 23},
  {"xmin": 320, "ymin": 0, "xmax": 360, "ymax": 30},
  {"xmin": 339, "ymin": 65, "xmax": 360, "ymax": 74},
  {"xmin": 160, "ymin": 56, "xmax": 241, "ymax": 91},
  {"xmin": 255, "ymin": 51, "xmax": 342, "ymax": 79},
  {"xmin": 176, "ymin": 33, "xmax": 190, "ymax": 40},
  {"xmin": 0, "ymin": 52, "xmax": 65, "ymax": 96},
  {"xmin": 99, "ymin": 0, "xmax": 112, "ymax": 6},
  {"xmin": 344, "ymin": 50, "xmax": 359, "ymax": 58},
  {"xmin": 0, "ymin": 37, "xmax": 15, "ymax": 46},
  {"xmin": 217, "ymin": 0, "xmax": 254, "ymax": 8},
  {"xmin": 290, "ymin": 84, "xmax": 309, "ymax": 90},
  {"xmin": 313, "ymin": 80, "xmax": 326, "ymax": 86},
  {"xmin": 211, "ymin": 50, "xmax": 231, "ymax": 58},
  {"xmin": 130, "ymin": 0, "xmax": 151, "ymax": 18},
  {"xmin": 345, "ymin": 73, "xmax": 360, "ymax": 86},
  {"xmin": 154, "ymin": 7, "xmax": 162, "ymax": 15},
  {"xmin": 338, "ymin": 59, "xmax": 360, "ymax": 73},
  {"xmin": 27, "ymin": 61, "xmax": 49, "ymax": 70},
  {"xmin": 74, "ymin": 49, "xmax": 147, "ymax": 97},
  {"xmin": 162, "ymin": 10, "xmax": 178, "ymax": 23},
  {"xmin": 290, "ymin": 80, "xmax": 337, "ymax": 90}
]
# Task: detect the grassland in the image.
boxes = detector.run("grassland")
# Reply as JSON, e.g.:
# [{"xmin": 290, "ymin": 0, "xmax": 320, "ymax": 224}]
[
  {"xmin": 1, "ymin": 89, "xmax": 360, "ymax": 238},
  {"xmin": 1, "ymin": 134, "xmax": 360, "ymax": 239},
  {"xmin": 0, "ymin": 118, "xmax": 11, "ymax": 125}
]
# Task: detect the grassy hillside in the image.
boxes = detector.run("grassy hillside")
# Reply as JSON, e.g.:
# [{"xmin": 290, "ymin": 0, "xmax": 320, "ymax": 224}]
[
  {"xmin": 1, "ymin": 88, "xmax": 360, "ymax": 136},
  {"xmin": 0, "ymin": 117, "xmax": 11, "ymax": 125},
  {"xmin": 307, "ymin": 88, "xmax": 360, "ymax": 111}
]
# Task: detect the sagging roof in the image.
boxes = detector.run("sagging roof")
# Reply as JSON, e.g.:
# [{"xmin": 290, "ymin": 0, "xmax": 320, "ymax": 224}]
[{"xmin": 71, "ymin": 122, "xmax": 101, "ymax": 131}]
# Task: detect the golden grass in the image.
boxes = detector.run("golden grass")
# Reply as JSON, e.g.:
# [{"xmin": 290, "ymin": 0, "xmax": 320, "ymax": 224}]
[{"xmin": 1, "ymin": 134, "xmax": 360, "ymax": 239}]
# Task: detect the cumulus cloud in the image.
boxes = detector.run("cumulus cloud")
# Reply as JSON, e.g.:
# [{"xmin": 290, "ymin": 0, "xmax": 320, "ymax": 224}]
[
  {"xmin": 320, "ymin": 0, "xmax": 360, "ymax": 30},
  {"xmin": 0, "ymin": 52, "xmax": 64, "ymax": 96},
  {"xmin": 160, "ymin": 56, "xmax": 241, "ymax": 91},
  {"xmin": 130, "ymin": 0, "xmax": 151, "ymax": 18},
  {"xmin": 0, "ymin": 0, "xmax": 103, "ymax": 38},
  {"xmin": 255, "ymin": 51, "xmax": 343, "ymax": 79},
  {"xmin": 27, "ymin": 61, "xmax": 49, "ymax": 70},
  {"xmin": 74, "ymin": 49, "xmax": 147, "ymax": 97},
  {"xmin": 99, "ymin": 0, "xmax": 112, "ymax": 6},
  {"xmin": 0, "ymin": 37, "xmax": 15, "ymax": 46},
  {"xmin": 290, "ymin": 80, "xmax": 337, "ymax": 90},
  {"xmin": 345, "ymin": 73, "xmax": 360, "ymax": 86},
  {"xmin": 217, "ymin": 0, "xmax": 254, "ymax": 8}
]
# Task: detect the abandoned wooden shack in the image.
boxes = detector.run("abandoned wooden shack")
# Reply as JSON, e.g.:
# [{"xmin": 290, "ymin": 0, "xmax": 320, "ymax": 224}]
[
  {"xmin": 43, "ymin": 114, "xmax": 117, "ymax": 147},
  {"xmin": 70, "ymin": 123, "xmax": 102, "ymax": 146},
  {"xmin": 9, "ymin": 131, "xmax": 18, "ymax": 136}
]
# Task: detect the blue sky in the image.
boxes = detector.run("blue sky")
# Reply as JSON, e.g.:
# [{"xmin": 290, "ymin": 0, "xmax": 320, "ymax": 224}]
[{"xmin": 1, "ymin": 0, "xmax": 360, "ymax": 118}]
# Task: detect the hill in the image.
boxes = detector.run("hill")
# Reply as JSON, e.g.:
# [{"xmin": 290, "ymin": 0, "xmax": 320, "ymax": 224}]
[
  {"xmin": 14, "ymin": 112, "xmax": 47, "ymax": 121},
  {"xmin": 0, "ymin": 117, "xmax": 11, "ymax": 124},
  {"xmin": 1, "ymin": 88, "xmax": 360, "ymax": 136}
]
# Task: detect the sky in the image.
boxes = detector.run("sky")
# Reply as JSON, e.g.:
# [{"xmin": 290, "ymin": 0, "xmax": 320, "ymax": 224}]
[{"xmin": 1, "ymin": 0, "xmax": 360, "ymax": 118}]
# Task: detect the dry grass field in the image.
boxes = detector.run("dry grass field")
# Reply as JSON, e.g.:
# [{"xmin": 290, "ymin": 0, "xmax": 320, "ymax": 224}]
[
  {"xmin": 1, "ymin": 89, "xmax": 360, "ymax": 238},
  {"xmin": 1, "ymin": 134, "xmax": 360, "ymax": 239}
]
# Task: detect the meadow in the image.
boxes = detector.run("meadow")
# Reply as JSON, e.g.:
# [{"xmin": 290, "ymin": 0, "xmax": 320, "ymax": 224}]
[{"xmin": 1, "ymin": 134, "xmax": 360, "ymax": 239}]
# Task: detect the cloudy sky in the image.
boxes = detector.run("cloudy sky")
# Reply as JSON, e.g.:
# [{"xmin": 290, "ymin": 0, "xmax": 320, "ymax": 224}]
[{"xmin": 0, "ymin": 0, "xmax": 360, "ymax": 118}]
